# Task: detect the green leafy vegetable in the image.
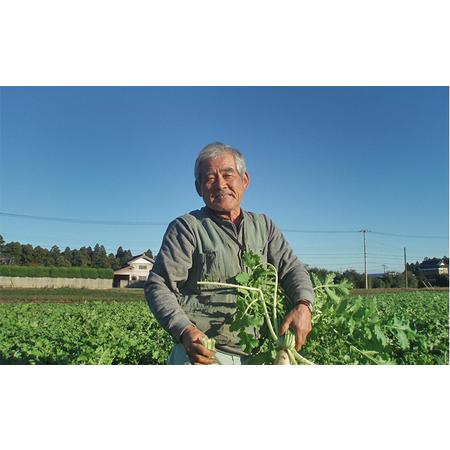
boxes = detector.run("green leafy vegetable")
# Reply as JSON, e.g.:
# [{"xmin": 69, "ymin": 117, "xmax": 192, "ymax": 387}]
[
  {"xmin": 198, "ymin": 250, "xmax": 431, "ymax": 365},
  {"xmin": 0, "ymin": 286, "xmax": 447, "ymax": 365},
  {"xmin": 198, "ymin": 250, "xmax": 319, "ymax": 364}
]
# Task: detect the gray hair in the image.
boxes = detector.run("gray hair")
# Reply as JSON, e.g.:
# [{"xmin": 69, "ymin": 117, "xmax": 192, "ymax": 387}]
[{"xmin": 194, "ymin": 142, "xmax": 247, "ymax": 184}]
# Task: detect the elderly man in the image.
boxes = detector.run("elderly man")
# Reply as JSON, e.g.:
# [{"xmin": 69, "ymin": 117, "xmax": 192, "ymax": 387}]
[{"xmin": 145, "ymin": 142, "xmax": 315, "ymax": 364}]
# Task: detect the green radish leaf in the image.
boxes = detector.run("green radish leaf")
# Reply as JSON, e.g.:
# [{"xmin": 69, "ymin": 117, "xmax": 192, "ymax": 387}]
[
  {"xmin": 325, "ymin": 273, "xmax": 336, "ymax": 285},
  {"xmin": 243, "ymin": 252, "xmax": 260, "ymax": 269},
  {"xmin": 324, "ymin": 286, "xmax": 339, "ymax": 302},
  {"xmin": 235, "ymin": 272, "xmax": 250, "ymax": 285},
  {"xmin": 238, "ymin": 330, "xmax": 259, "ymax": 354},
  {"xmin": 396, "ymin": 329, "xmax": 410, "ymax": 350},
  {"xmin": 335, "ymin": 298, "xmax": 348, "ymax": 316},
  {"xmin": 374, "ymin": 323, "xmax": 388, "ymax": 347}
]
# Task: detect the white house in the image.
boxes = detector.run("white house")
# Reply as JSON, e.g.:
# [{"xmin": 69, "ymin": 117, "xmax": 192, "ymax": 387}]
[
  {"xmin": 113, "ymin": 254, "xmax": 155, "ymax": 288},
  {"xmin": 419, "ymin": 259, "xmax": 449, "ymax": 278}
]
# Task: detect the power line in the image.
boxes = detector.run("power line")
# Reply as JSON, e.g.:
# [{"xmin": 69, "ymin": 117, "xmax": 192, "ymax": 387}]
[
  {"xmin": 0, "ymin": 211, "xmax": 167, "ymax": 226},
  {"xmin": 300, "ymin": 252, "xmax": 362, "ymax": 259},
  {"xmin": 283, "ymin": 229, "xmax": 360, "ymax": 234},
  {"xmin": 306, "ymin": 261, "xmax": 365, "ymax": 267},
  {"xmin": 369, "ymin": 230, "xmax": 448, "ymax": 239},
  {"xmin": 369, "ymin": 252, "xmax": 412, "ymax": 258},
  {"xmin": 299, "ymin": 252, "xmax": 363, "ymax": 256},
  {"xmin": 0, "ymin": 212, "xmax": 361, "ymax": 232},
  {"xmin": 369, "ymin": 239, "xmax": 406, "ymax": 252},
  {"xmin": 1, "ymin": 211, "xmax": 448, "ymax": 239}
]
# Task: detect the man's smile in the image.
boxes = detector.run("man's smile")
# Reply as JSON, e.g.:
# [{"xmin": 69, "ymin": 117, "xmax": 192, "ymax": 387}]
[{"xmin": 213, "ymin": 192, "xmax": 234, "ymax": 199}]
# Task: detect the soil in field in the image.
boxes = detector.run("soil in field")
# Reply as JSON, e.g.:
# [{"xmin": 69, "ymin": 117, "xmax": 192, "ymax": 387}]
[
  {"xmin": 1, "ymin": 286, "xmax": 448, "ymax": 303},
  {"xmin": 0, "ymin": 288, "xmax": 146, "ymax": 304}
]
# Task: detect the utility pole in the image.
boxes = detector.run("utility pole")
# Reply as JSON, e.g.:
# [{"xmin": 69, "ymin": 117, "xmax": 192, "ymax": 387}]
[
  {"xmin": 404, "ymin": 247, "xmax": 408, "ymax": 288},
  {"xmin": 361, "ymin": 230, "xmax": 368, "ymax": 289},
  {"xmin": 382, "ymin": 264, "xmax": 387, "ymax": 276}
]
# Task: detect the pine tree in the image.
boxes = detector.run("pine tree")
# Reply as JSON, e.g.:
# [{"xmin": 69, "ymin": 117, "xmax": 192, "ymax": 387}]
[
  {"xmin": 50, "ymin": 245, "xmax": 61, "ymax": 265},
  {"xmin": 144, "ymin": 248, "xmax": 154, "ymax": 259},
  {"xmin": 92, "ymin": 244, "xmax": 110, "ymax": 268},
  {"xmin": 120, "ymin": 249, "xmax": 133, "ymax": 266},
  {"xmin": 63, "ymin": 247, "xmax": 73, "ymax": 266}
]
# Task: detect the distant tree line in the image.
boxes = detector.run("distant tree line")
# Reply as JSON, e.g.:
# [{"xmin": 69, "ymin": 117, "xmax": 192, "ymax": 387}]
[
  {"xmin": 0, "ymin": 265, "xmax": 113, "ymax": 279},
  {"xmin": 0, "ymin": 235, "xmax": 154, "ymax": 271},
  {"xmin": 308, "ymin": 256, "xmax": 449, "ymax": 289},
  {"xmin": 0, "ymin": 235, "xmax": 447, "ymax": 288}
]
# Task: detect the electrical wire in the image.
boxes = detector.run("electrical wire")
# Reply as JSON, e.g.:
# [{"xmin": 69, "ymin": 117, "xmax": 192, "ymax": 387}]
[
  {"xmin": 2, "ymin": 211, "xmax": 448, "ymax": 239},
  {"xmin": 369, "ymin": 230, "xmax": 448, "ymax": 239},
  {"xmin": 0, "ymin": 211, "xmax": 167, "ymax": 226}
]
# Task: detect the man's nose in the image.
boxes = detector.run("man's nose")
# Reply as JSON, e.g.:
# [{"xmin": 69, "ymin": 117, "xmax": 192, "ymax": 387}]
[{"xmin": 213, "ymin": 174, "xmax": 227, "ymax": 189}]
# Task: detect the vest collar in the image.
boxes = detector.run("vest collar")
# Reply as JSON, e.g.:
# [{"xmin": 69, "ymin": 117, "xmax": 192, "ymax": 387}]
[{"xmin": 203, "ymin": 206, "xmax": 245, "ymax": 227}]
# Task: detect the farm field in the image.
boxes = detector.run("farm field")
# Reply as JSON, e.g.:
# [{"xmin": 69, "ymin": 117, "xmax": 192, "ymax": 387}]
[
  {"xmin": 0, "ymin": 287, "xmax": 143, "ymax": 303},
  {"xmin": 0, "ymin": 288, "xmax": 448, "ymax": 365}
]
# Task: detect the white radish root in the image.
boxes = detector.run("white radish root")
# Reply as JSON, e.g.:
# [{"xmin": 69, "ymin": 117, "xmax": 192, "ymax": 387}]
[{"xmin": 274, "ymin": 349, "xmax": 290, "ymax": 365}]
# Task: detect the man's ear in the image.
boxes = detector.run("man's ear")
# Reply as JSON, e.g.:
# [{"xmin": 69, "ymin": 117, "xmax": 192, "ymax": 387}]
[
  {"xmin": 195, "ymin": 180, "xmax": 202, "ymax": 196},
  {"xmin": 242, "ymin": 172, "xmax": 250, "ymax": 190}
]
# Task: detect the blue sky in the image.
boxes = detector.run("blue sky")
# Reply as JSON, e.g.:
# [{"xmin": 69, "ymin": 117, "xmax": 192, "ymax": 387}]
[{"xmin": 0, "ymin": 87, "xmax": 448, "ymax": 273}]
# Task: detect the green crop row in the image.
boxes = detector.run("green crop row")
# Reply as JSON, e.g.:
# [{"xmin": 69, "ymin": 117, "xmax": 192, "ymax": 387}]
[
  {"xmin": 0, "ymin": 265, "xmax": 113, "ymax": 279},
  {"xmin": 0, "ymin": 287, "xmax": 144, "ymax": 303},
  {"xmin": 371, "ymin": 292, "xmax": 449, "ymax": 364},
  {"xmin": 302, "ymin": 291, "xmax": 449, "ymax": 365},
  {"xmin": 0, "ymin": 301, "xmax": 172, "ymax": 364},
  {"xmin": 0, "ymin": 291, "xmax": 447, "ymax": 365}
]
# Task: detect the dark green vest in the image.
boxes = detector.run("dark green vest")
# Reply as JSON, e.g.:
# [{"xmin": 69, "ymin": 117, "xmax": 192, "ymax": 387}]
[{"xmin": 178, "ymin": 208, "xmax": 268, "ymax": 351}]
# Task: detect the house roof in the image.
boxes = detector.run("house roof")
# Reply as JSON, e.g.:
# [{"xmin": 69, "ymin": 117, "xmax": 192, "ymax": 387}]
[
  {"xmin": 128, "ymin": 254, "xmax": 155, "ymax": 264},
  {"xmin": 113, "ymin": 253, "xmax": 155, "ymax": 274}
]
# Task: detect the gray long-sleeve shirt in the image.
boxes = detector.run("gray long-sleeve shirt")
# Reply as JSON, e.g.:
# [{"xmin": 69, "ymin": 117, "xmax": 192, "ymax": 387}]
[{"xmin": 144, "ymin": 207, "xmax": 315, "ymax": 355}]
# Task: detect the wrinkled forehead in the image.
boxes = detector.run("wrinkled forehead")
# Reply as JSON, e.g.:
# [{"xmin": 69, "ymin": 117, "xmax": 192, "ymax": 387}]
[{"xmin": 200, "ymin": 152, "xmax": 237, "ymax": 175}]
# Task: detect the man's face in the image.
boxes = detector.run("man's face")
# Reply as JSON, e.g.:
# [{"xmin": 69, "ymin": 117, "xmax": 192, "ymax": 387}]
[{"xmin": 196, "ymin": 152, "xmax": 249, "ymax": 217}]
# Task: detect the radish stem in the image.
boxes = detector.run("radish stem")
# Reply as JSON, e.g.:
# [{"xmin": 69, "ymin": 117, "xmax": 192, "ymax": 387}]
[{"xmin": 197, "ymin": 281, "xmax": 279, "ymax": 342}]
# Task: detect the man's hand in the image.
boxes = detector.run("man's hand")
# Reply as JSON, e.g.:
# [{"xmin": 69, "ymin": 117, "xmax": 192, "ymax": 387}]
[
  {"xmin": 279, "ymin": 303, "xmax": 312, "ymax": 351},
  {"xmin": 181, "ymin": 325, "xmax": 217, "ymax": 365}
]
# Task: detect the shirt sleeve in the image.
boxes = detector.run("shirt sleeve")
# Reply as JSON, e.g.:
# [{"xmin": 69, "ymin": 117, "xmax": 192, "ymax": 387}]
[
  {"xmin": 144, "ymin": 218, "xmax": 196, "ymax": 342},
  {"xmin": 263, "ymin": 215, "xmax": 315, "ymax": 309}
]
